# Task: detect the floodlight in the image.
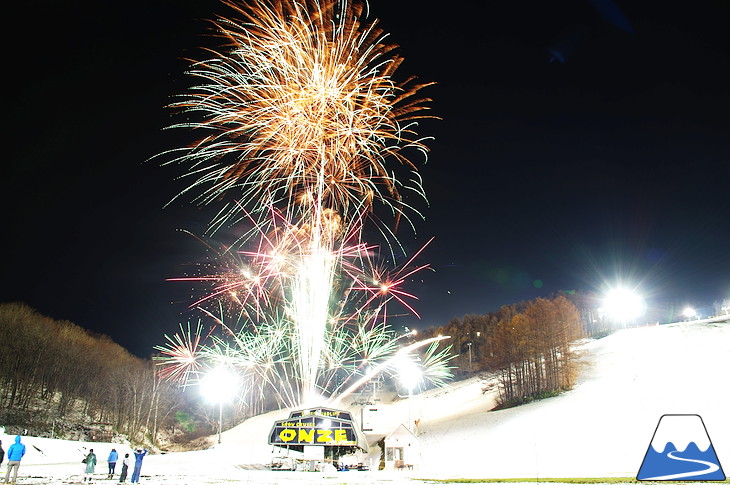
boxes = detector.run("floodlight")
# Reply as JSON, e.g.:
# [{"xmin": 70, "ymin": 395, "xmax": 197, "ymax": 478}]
[{"xmin": 603, "ymin": 287, "xmax": 646, "ymax": 328}]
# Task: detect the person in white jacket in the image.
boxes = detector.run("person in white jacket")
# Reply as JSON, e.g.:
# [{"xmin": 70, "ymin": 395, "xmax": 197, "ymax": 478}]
[{"xmin": 118, "ymin": 453, "xmax": 130, "ymax": 483}]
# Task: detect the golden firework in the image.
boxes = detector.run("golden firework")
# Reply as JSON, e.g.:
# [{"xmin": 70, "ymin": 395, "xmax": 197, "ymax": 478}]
[{"xmin": 167, "ymin": 0, "xmax": 433, "ymax": 230}]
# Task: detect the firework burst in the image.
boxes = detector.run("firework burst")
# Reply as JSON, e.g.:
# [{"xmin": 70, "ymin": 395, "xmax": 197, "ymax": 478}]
[
  {"xmin": 155, "ymin": 321, "xmax": 207, "ymax": 386},
  {"xmin": 163, "ymin": 0, "xmax": 434, "ymax": 234},
  {"xmin": 156, "ymin": 0, "xmax": 451, "ymax": 409}
]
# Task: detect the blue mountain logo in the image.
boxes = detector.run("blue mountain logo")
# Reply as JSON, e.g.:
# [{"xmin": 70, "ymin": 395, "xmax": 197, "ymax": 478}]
[{"xmin": 637, "ymin": 414, "xmax": 725, "ymax": 481}]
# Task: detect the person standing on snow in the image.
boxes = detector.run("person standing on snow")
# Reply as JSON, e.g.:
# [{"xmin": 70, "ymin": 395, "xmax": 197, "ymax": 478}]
[
  {"xmin": 0, "ymin": 439, "xmax": 5, "ymax": 468},
  {"xmin": 107, "ymin": 448, "xmax": 118, "ymax": 479},
  {"xmin": 130, "ymin": 448, "xmax": 147, "ymax": 483},
  {"xmin": 118, "ymin": 453, "xmax": 130, "ymax": 483},
  {"xmin": 83, "ymin": 448, "xmax": 97, "ymax": 482},
  {"xmin": 4, "ymin": 435, "xmax": 26, "ymax": 484}
]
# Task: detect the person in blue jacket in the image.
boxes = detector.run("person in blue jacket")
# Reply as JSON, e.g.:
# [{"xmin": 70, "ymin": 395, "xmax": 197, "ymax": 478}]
[
  {"xmin": 4, "ymin": 436, "xmax": 26, "ymax": 484},
  {"xmin": 107, "ymin": 448, "xmax": 119, "ymax": 479},
  {"xmin": 130, "ymin": 448, "xmax": 147, "ymax": 483}
]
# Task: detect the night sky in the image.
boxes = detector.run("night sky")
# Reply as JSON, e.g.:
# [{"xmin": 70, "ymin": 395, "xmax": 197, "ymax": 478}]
[{"xmin": 4, "ymin": 0, "xmax": 729, "ymax": 357}]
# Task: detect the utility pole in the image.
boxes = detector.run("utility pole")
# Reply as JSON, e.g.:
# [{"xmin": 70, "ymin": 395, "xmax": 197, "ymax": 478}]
[{"xmin": 467, "ymin": 342, "xmax": 473, "ymax": 372}]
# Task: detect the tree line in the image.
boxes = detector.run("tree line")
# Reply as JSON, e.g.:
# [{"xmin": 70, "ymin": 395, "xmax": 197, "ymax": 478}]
[
  {"xmin": 0, "ymin": 292, "xmax": 594, "ymax": 442},
  {"xmin": 0, "ymin": 302, "xmax": 220, "ymax": 446},
  {"xmin": 420, "ymin": 294, "xmax": 585, "ymax": 407}
]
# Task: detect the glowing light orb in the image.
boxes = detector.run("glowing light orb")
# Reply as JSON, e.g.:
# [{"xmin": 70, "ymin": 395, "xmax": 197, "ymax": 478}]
[
  {"xmin": 603, "ymin": 287, "xmax": 646, "ymax": 326},
  {"xmin": 200, "ymin": 365, "xmax": 239, "ymax": 404}
]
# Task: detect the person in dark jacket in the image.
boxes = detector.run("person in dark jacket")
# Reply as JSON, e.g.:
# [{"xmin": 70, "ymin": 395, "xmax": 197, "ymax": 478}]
[
  {"xmin": 4, "ymin": 435, "xmax": 26, "ymax": 484},
  {"xmin": 0, "ymin": 439, "xmax": 5, "ymax": 467},
  {"xmin": 130, "ymin": 449, "xmax": 147, "ymax": 483},
  {"xmin": 107, "ymin": 449, "xmax": 119, "ymax": 479}
]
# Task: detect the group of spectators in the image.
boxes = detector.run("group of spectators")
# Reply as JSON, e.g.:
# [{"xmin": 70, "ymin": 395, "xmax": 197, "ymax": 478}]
[
  {"xmin": 82, "ymin": 446, "xmax": 147, "ymax": 483},
  {"xmin": 0, "ymin": 435, "xmax": 148, "ymax": 484}
]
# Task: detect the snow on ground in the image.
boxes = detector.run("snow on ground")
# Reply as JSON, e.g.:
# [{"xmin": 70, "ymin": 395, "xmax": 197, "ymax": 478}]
[
  {"xmin": 418, "ymin": 320, "xmax": 730, "ymax": 479},
  {"xmin": 5, "ymin": 319, "xmax": 729, "ymax": 484}
]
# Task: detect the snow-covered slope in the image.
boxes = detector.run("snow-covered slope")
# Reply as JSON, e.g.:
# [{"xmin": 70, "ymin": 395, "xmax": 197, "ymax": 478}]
[
  {"xmin": 9, "ymin": 319, "xmax": 730, "ymax": 483},
  {"xmin": 217, "ymin": 319, "xmax": 730, "ymax": 479},
  {"xmin": 417, "ymin": 320, "xmax": 730, "ymax": 478}
]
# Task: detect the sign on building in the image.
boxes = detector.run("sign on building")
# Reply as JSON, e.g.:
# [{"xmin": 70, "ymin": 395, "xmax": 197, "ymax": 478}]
[{"xmin": 268, "ymin": 407, "xmax": 366, "ymax": 450}]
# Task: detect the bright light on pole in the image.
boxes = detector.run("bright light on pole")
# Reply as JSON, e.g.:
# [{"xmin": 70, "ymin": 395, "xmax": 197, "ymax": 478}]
[
  {"xmin": 683, "ymin": 306, "xmax": 697, "ymax": 320},
  {"xmin": 200, "ymin": 365, "xmax": 239, "ymax": 444},
  {"xmin": 396, "ymin": 357, "xmax": 421, "ymax": 432},
  {"xmin": 603, "ymin": 287, "xmax": 646, "ymax": 329}
]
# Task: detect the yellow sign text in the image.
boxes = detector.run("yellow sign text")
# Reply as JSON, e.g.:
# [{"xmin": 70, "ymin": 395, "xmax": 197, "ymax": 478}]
[{"xmin": 278, "ymin": 428, "xmax": 349, "ymax": 444}]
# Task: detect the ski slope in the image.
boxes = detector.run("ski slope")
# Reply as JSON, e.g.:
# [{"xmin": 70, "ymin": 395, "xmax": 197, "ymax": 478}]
[
  {"xmin": 6, "ymin": 319, "xmax": 729, "ymax": 483},
  {"xmin": 417, "ymin": 320, "xmax": 730, "ymax": 478}
]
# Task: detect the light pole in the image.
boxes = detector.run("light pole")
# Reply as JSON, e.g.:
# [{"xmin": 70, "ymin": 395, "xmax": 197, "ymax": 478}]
[
  {"xmin": 218, "ymin": 401, "xmax": 223, "ymax": 443},
  {"xmin": 467, "ymin": 342, "xmax": 473, "ymax": 373},
  {"xmin": 200, "ymin": 365, "xmax": 239, "ymax": 444},
  {"xmin": 396, "ymin": 357, "xmax": 421, "ymax": 432}
]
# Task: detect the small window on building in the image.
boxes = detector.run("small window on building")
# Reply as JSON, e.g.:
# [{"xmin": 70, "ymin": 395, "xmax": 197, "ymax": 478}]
[{"xmin": 386, "ymin": 447, "xmax": 403, "ymax": 461}]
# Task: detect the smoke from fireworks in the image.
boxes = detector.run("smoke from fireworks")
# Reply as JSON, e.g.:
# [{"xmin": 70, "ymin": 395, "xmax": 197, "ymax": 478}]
[{"xmin": 156, "ymin": 0, "xmax": 451, "ymax": 409}]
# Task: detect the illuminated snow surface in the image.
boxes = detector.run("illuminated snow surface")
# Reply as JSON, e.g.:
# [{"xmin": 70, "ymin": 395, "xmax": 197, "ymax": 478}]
[{"xmin": 5, "ymin": 319, "xmax": 729, "ymax": 484}]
